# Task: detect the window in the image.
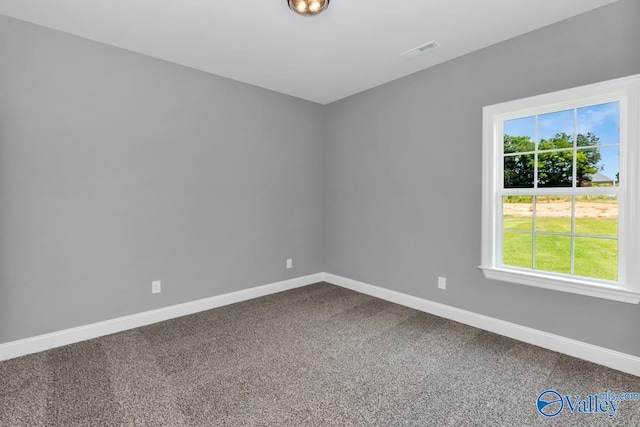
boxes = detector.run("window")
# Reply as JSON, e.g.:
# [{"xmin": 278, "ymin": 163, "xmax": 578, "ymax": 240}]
[{"xmin": 481, "ymin": 75, "xmax": 640, "ymax": 303}]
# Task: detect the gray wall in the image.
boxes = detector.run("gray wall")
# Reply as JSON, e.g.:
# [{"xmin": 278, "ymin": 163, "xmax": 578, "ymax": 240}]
[
  {"xmin": 324, "ymin": 0, "xmax": 640, "ymax": 357},
  {"xmin": 2, "ymin": 0, "xmax": 639, "ymax": 357},
  {"xmin": 0, "ymin": 15, "xmax": 325, "ymax": 343}
]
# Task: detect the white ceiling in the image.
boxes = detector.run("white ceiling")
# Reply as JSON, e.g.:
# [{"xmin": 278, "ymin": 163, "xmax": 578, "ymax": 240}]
[{"xmin": 0, "ymin": 0, "xmax": 619, "ymax": 104}]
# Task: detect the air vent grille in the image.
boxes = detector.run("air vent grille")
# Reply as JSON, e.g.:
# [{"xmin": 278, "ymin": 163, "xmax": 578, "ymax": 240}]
[{"xmin": 401, "ymin": 41, "xmax": 439, "ymax": 58}]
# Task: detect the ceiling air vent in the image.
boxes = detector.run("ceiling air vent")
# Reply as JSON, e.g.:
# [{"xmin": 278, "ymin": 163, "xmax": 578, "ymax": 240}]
[{"xmin": 401, "ymin": 41, "xmax": 439, "ymax": 58}]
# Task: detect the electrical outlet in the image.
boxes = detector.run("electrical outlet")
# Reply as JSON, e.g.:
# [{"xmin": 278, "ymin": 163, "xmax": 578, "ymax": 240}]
[
  {"xmin": 438, "ymin": 276, "xmax": 446, "ymax": 290},
  {"xmin": 152, "ymin": 280, "xmax": 161, "ymax": 294},
  {"xmin": 287, "ymin": 258, "xmax": 293, "ymax": 269}
]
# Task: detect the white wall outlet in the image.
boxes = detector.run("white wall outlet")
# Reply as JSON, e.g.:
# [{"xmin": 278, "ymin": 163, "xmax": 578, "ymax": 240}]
[
  {"xmin": 286, "ymin": 258, "xmax": 293, "ymax": 269},
  {"xmin": 152, "ymin": 280, "xmax": 161, "ymax": 294},
  {"xmin": 438, "ymin": 276, "xmax": 446, "ymax": 290}
]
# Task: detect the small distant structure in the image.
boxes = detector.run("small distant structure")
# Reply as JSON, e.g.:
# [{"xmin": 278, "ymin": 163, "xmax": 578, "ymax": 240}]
[{"xmin": 584, "ymin": 172, "xmax": 616, "ymax": 187}]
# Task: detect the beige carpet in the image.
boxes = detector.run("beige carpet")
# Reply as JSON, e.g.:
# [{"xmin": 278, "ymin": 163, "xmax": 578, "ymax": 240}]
[{"xmin": 1, "ymin": 282, "xmax": 639, "ymax": 426}]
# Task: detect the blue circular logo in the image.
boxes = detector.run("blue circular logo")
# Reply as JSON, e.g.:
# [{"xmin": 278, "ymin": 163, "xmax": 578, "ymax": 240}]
[{"xmin": 537, "ymin": 390, "xmax": 564, "ymax": 417}]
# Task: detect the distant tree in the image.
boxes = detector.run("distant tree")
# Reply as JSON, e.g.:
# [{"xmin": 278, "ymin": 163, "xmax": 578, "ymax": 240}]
[
  {"xmin": 575, "ymin": 132, "xmax": 602, "ymax": 186},
  {"xmin": 503, "ymin": 132, "xmax": 601, "ymax": 188},
  {"xmin": 503, "ymin": 135, "xmax": 535, "ymax": 188},
  {"xmin": 537, "ymin": 134, "xmax": 573, "ymax": 186}
]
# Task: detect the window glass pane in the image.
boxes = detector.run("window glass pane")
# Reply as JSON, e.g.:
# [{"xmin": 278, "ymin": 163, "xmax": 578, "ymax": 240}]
[
  {"xmin": 535, "ymin": 196, "xmax": 572, "ymax": 233},
  {"xmin": 503, "ymin": 196, "xmax": 533, "ymax": 231},
  {"xmin": 537, "ymin": 149, "xmax": 573, "ymax": 187},
  {"xmin": 538, "ymin": 109, "xmax": 573, "ymax": 141},
  {"xmin": 504, "ymin": 116, "xmax": 536, "ymax": 148},
  {"xmin": 575, "ymin": 147, "xmax": 601, "ymax": 187},
  {"xmin": 575, "ymin": 196, "xmax": 618, "ymax": 237},
  {"xmin": 503, "ymin": 232, "xmax": 533, "ymax": 269},
  {"xmin": 574, "ymin": 237, "xmax": 618, "ymax": 281},
  {"xmin": 577, "ymin": 102, "xmax": 620, "ymax": 145},
  {"xmin": 504, "ymin": 154, "xmax": 534, "ymax": 188},
  {"xmin": 535, "ymin": 235, "xmax": 571, "ymax": 274},
  {"xmin": 579, "ymin": 145, "xmax": 619, "ymax": 187}
]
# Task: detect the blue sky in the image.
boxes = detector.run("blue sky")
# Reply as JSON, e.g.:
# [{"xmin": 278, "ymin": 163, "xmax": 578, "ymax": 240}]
[{"xmin": 504, "ymin": 102, "xmax": 620, "ymax": 180}]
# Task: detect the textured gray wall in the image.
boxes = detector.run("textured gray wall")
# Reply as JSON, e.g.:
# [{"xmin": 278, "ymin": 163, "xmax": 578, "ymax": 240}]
[
  {"xmin": 324, "ymin": 0, "xmax": 640, "ymax": 357},
  {"xmin": 0, "ymin": 15, "xmax": 324, "ymax": 342}
]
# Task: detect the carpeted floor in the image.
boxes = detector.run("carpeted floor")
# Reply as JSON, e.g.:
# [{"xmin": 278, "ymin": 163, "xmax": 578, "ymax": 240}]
[{"xmin": 1, "ymin": 282, "xmax": 639, "ymax": 426}]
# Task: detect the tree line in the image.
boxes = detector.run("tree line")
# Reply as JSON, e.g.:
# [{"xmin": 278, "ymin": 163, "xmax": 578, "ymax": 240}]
[{"xmin": 504, "ymin": 132, "xmax": 602, "ymax": 188}]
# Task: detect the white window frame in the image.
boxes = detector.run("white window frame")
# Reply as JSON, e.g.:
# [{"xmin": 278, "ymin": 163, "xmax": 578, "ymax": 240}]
[{"xmin": 481, "ymin": 74, "xmax": 640, "ymax": 304}]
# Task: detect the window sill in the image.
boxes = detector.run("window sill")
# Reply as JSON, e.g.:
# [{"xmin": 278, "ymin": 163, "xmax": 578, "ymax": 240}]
[{"xmin": 479, "ymin": 266, "xmax": 640, "ymax": 304}]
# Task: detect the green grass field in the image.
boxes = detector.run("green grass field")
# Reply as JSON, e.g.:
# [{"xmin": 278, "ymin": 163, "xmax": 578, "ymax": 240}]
[{"xmin": 503, "ymin": 217, "xmax": 618, "ymax": 281}]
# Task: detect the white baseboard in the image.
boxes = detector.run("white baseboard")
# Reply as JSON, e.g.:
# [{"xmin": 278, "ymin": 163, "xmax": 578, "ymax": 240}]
[
  {"xmin": 323, "ymin": 273, "xmax": 640, "ymax": 377},
  {"xmin": 0, "ymin": 273, "xmax": 323, "ymax": 361},
  {"xmin": 3, "ymin": 271, "xmax": 639, "ymax": 377}
]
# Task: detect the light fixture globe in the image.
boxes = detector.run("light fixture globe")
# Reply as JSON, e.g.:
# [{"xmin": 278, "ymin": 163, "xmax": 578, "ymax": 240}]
[{"xmin": 288, "ymin": 0, "xmax": 330, "ymax": 16}]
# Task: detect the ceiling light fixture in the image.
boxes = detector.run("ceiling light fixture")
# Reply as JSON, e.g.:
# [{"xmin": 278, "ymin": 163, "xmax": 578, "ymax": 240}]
[{"xmin": 288, "ymin": 0, "xmax": 330, "ymax": 17}]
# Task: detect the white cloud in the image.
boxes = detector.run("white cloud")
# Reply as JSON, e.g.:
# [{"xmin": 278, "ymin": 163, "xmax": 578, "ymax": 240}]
[{"xmin": 576, "ymin": 102, "xmax": 619, "ymax": 135}]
